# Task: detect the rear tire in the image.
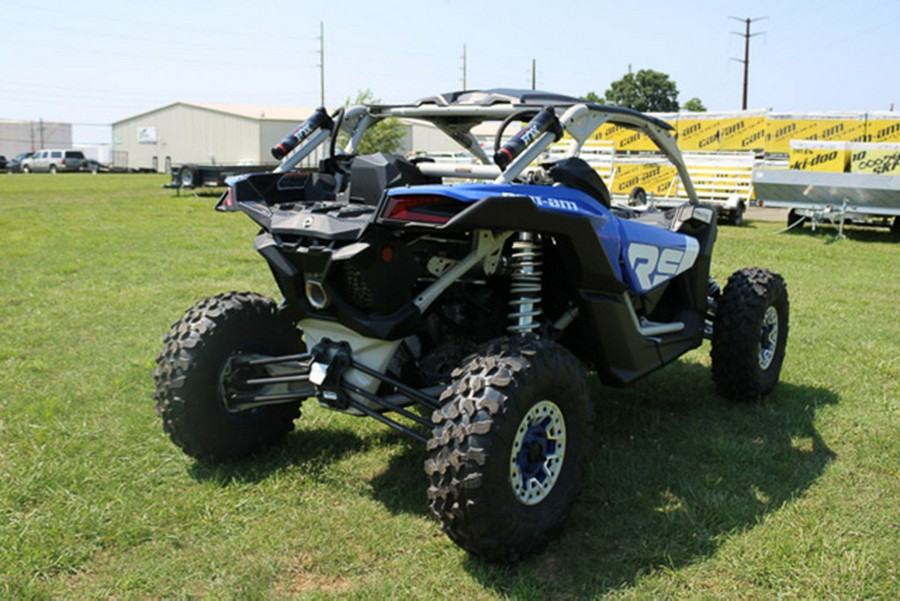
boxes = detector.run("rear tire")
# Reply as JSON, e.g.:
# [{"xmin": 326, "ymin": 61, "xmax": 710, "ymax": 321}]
[
  {"xmin": 425, "ymin": 336, "xmax": 592, "ymax": 563},
  {"xmin": 711, "ymin": 268, "xmax": 789, "ymax": 401},
  {"xmin": 153, "ymin": 292, "xmax": 304, "ymax": 462}
]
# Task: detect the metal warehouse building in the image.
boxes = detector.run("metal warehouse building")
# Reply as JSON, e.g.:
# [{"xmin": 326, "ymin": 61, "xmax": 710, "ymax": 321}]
[
  {"xmin": 0, "ymin": 119, "xmax": 72, "ymax": 158},
  {"xmin": 112, "ymin": 101, "xmax": 485, "ymax": 173},
  {"xmin": 111, "ymin": 103, "xmax": 317, "ymax": 173}
]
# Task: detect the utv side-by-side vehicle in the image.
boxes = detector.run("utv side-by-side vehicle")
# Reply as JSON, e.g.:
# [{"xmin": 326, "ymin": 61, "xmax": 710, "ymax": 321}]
[{"xmin": 154, "ymin": 89, "xmax": 789, "ymax": 562}]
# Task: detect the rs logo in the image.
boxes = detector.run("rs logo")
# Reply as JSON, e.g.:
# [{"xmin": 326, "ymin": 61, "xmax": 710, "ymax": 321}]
[{"xmin": 627, "ymin": 240, "xmax": 699, "ymax": 291}]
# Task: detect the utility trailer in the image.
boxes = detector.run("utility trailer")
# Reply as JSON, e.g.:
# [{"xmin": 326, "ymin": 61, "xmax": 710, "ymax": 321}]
[
  {"xmin": 550, "ymin": 139, "xmax": 755, "ymax": 225},
  {"xmin": 164, "ymin": 163, "xmax": 278, "ymax": 190},
  {"xmin": 621, "ymin": 152, "xmax": 755, "ymax": 225},
  {"xmin": 752, "ymin": 168, "xmax": 900, "ymax": 234}
]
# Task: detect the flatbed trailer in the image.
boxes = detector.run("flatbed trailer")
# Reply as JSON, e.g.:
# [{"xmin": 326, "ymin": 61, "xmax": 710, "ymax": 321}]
[
  {"xmin": 164, "ymin": 163, "xmax": 276, "ymax": 190},
  {"xmin": 752, "ymin": 168, "xmax": 900, "ymax": 233}
]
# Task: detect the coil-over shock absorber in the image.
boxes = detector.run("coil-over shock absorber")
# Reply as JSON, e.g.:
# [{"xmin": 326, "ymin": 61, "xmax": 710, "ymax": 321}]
[{"xmin": 507, "ymin": 231, "xmax": 543, "ymax": 335}]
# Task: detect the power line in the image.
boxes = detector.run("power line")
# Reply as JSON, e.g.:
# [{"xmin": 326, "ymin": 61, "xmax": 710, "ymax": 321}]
[{"xmin": 730, "ymin": 16, "xmax": 767, "ymax": 110}]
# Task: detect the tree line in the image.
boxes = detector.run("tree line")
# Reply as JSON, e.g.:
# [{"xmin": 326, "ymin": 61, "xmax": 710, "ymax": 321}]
[{"xmin": 585, "ymin": 68, "xmax": 705, "ymax": 113}]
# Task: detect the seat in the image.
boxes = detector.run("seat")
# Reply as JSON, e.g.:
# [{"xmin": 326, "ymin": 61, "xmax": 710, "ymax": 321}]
[{"xmin": 548, "ymin": 157, "xmax": 611, "ymax": 208}]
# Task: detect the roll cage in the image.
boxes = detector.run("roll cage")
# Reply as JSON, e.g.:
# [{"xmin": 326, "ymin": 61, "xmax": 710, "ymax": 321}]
[{"xmin": 274, "ymin": 89, "xmax": 700, "ymax": 205}]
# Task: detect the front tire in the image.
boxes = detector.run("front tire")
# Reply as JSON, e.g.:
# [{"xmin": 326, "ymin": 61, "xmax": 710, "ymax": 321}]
[
  {"xmin": 153, "ymin": 291, "xmax": 305, "ymax": 462},
  {"xmin": 425, "ymin": 337, "xmax": 592, "ymax": 563},
  {"xmin": 711, "ymin": 268, "xmax": 789, "ymax": 401}
]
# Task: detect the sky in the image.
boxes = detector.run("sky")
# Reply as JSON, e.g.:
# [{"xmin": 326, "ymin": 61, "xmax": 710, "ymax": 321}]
[{"xmin": 2, "ymin": 0, "xmax": 899, "ymax": 145}]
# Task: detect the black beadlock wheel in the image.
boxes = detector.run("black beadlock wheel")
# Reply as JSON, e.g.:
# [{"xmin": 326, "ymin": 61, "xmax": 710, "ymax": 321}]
[
  {"xmin": 711, "ymin": 268, "xmax": 789, "ymax": 402},
  {"xmin": 425, "ymin": 336, "xmax": 592, "ymax": 563},
  {"xmin": 153, "ymin": 291, "xmax": 305, "ymax": 462}
]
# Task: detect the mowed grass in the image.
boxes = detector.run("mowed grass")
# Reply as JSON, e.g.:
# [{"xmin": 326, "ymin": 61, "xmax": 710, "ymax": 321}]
[{"xmin": 0, "ymin": 173, "xmax": 897, "ymax": 599}]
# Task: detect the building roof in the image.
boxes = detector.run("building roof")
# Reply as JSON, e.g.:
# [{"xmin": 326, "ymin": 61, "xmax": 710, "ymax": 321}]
[{"xmin": 113, "ymin": 102, "xmax": 316, "ymax": 125}]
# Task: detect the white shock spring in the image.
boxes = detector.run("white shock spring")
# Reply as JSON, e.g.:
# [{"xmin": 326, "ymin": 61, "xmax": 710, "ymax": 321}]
[{"xmin": 507, "ymin": 232, "xmax": 543, "ymax": 335}]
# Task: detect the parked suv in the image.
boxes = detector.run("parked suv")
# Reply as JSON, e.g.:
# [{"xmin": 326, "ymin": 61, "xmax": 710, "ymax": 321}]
[{"xmin": 21, "ymin": 149, "xmax": 87, "ymax": 173}]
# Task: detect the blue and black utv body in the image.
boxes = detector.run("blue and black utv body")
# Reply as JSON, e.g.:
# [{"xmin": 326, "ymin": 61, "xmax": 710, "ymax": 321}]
[{"xmin": 155, "ymin": 89, "xmax": 789, "ymax": 563}]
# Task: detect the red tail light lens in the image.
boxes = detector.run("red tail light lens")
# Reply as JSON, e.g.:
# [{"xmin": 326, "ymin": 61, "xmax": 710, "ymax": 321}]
[
  {"xmin": 381, "ymin": 194, "xmax": 464, "ymax": 224},
  {"xmin": 216, "ymin": 187, "xmax": 237, "ymax": 211}
]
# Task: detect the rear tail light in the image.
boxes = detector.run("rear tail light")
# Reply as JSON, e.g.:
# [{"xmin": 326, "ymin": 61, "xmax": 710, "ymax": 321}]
[
  {"xmin": 216, "ymin": 186, "xmax": 237, "ymax": 211},
  {"xmin": 381, "ymin": 194, "xmax": 465, "ymax": 225}
]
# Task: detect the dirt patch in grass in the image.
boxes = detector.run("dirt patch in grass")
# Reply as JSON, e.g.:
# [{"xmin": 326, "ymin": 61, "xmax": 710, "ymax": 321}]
[{"xmin": 274, "ymin": 553, "xmax": 354, "ymax": 596}]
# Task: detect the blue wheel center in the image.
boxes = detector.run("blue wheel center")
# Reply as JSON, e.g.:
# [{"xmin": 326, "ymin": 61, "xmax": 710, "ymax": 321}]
[
  {"xmin": 516, "ymin": 419, "xmax": 556, "ymax": 483},
  {"xmin": 509, "ymin": 400, "xmax": 566, "ymax": 505}
]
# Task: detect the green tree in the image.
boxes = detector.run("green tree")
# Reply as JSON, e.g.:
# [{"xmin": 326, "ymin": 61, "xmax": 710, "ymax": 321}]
[
  {"xmin": 603, "ymin": 69, "xmax": 679, "ymax": 112},
  {"xmin": 582, "ymin": 91, "xmax": 603, "ymax": 104},
  {"xmin": 344, "ymin": 89, "xmax": 406, "ymax": 154},
  {"xmin": 682, "ymin": 97, "xmax": 707, "ymax": 112}
]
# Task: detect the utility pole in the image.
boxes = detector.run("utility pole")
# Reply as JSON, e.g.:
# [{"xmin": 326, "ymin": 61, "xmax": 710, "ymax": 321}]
[
  {"xmin": 531, "ymin": 59, "xmax": 536, "ymax": 90},
  {"xmin": 730, "ymin": 16, "xmax": 767, "ymax": 110},
  {"xmin": 318, "ymin": 21, "xmax": 325, "ymax": 107},
  {"xmin": 461, "ymin": 44, "xmax": 467, "ymax": 90}
]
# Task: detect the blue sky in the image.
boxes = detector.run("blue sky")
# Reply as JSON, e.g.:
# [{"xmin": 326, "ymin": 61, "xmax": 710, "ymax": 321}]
[{"xmin": 2, "ymin": 0, "xmax": 899, "ymax": 144}]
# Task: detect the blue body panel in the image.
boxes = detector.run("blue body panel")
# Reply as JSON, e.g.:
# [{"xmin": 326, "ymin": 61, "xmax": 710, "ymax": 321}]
[{"xmin": 385, "ymin": 182, "xmax": 698, "ymax": 294}]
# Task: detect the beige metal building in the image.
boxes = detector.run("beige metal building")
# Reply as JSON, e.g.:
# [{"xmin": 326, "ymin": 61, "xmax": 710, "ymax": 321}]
[
  {"xmin": 0, "ymin": 119, "xmax": 72, "ymax": 158},
  {"xmin": 111, "ymin": 101, "xmax": 487, "ymax": 173},
  {"xmin": 111, "ymin": 102, "xmax": 317, "ymax": 173}
]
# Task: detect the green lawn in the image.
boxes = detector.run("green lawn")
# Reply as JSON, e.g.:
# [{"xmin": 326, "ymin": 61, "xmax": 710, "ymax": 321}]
[{"xmin": 1, "ymin": 174, "xmax": 897, "ymax": 598}]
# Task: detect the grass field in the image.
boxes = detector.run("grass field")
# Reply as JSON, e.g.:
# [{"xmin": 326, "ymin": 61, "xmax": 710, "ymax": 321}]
[{"xmin": 1, "ymin": 174, "xmax": 897, "ymax": 599}]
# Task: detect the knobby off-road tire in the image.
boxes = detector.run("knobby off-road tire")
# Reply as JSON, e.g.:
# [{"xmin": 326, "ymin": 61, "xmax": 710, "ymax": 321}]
[
  {"xmin": 711, "ymin": 268, "xmax": 789, "ymax": 402},
  {"xmin": 425, "ymin": 336, "xmax": 592, "ymax": 563},
  {"xmin": 154, "ymin": 292, "xmax": 304, "ymax": 462}
]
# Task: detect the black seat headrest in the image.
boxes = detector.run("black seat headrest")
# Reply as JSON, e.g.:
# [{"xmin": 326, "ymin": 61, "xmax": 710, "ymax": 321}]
[{"xmin": 547, "ymin": 157, "xmax": 611, "ymax": 208}]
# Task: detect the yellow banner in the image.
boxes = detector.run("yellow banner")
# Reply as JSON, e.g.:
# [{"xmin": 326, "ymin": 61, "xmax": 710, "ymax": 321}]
[
  {"xmin": 849, "ymin": 143, "xmax": 900, "ymax": 175},
  {"xmin": 610, "ymin": 161, "xmax": 677, "ymax": 196},
  {"xmin": 864, "ymin": 113, "xmax": 900, "ymax": 143},
  {"xmin": 592, "ymin": 113, "xmax": 676, "ymax": 152},
  {"xmin": 788, "ymin": 141, "xmax": 850, "ymax": 172},
  {"xmin": 719, "ymin": 112, "xmax": 767, "ymax": 151},
  {"xmin": 593, "ymin": 123, "xmax": 653, "ymax": 152},
  {"xmin": 676, "ymin": 114, "xmax": 723, "ymax": 152},
  {"xmin": 766, "ymin": 113, "xmax": 866, "ymax": 154}
]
